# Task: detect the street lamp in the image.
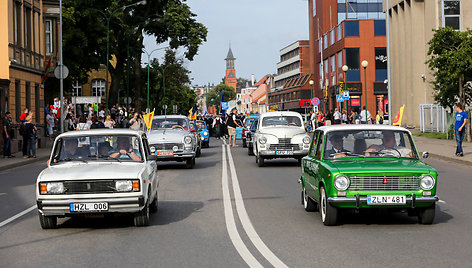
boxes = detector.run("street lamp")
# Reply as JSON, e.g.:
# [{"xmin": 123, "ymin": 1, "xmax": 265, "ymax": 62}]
[
  {"xmin": 342, "ymin": 65, "xmax": 348, "ymax": 113},
  {"xmin": 97, "ymin": 0, "xmax": 147, "ymax": 116},
  {"xmin": 361, "ymin": 60, "xmax": 369, "ymax": 124},
  {"xmin": 309, "ymin": 79, "xmax": 314, "ymax": 111},
  {"xmin": 143, "ymin": 47, "xmax": 169, "ymax": 112}
]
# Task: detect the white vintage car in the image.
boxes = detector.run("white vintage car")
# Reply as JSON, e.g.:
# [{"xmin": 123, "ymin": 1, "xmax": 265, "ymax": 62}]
[
  {"xmin": 36, "ymin": 129, "xmax": 159, "ymax": 229},
  {"xmin": 252, "ymin": 111, "xmax": 311, "ymax": 167}
]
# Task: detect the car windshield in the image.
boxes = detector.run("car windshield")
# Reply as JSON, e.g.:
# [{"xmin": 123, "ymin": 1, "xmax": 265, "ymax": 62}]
[
  {"xmin": 52, "ymin": 135, "xmax": 143, "ymax": 163},
  {"xmin": 323, "ymin": 130, "xmax": 418, "ymax": 159},
  {"xmin": 151, "ymin": 118, "xmax": 188, "ymax": 130},
  {"xmin": 196, "ymin": 121, "xmax": 206, "ymax": 130},
  {"xmin": 261, "ymin": 116, "xmax": 302, "ymax": 127},
  {"xmin": 250, "ymin": 120, "xmax": 258, "ymax": 131},
  {"xmin": 245, "ymin": 118, "xmax": 256, "ymax": 127}
]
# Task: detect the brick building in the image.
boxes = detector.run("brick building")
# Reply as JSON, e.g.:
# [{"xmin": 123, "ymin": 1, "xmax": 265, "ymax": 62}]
[{"xmin": 224, "ymin": 46, "xmax": 237, "ymax": 92}]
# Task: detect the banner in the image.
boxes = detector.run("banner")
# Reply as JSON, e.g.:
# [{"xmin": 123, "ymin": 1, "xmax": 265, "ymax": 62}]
[
  {"xmin": 188, "ymin": 104, "xmax": 198, "ymax": 120},
  {"xmin": 143, "ymin": 111, "xmax": 154, "ymax": 131},
  {"xmin": 392, "ymin": 105, "xmax": 405, "ymax": 126}
]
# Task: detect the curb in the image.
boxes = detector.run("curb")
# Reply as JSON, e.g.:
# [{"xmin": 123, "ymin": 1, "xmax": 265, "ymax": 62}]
[
  {"xmin": 0, "ymin": 155, "xmax": 49, "ymax": 172},
  {"xmin": 428, "ymin": 153, "xmax": 472, "ymax": 166}
]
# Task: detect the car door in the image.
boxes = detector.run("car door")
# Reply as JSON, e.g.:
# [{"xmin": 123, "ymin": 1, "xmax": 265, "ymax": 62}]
[
  {"xmin": 142, "ymin": 135, "xmax": 158, "ymax": 198},
  {"xmin": 303, "ymin": 131, "xmax": 324, "ymax": 200}
]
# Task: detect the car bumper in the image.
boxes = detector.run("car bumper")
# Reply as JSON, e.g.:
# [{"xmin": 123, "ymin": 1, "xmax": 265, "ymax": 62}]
[
  {"xmin": 327, "ymin": 194, "xmax": 439, "ymax": 209},
  {"xmin": 259, "ymin": 149, "xmax": 309, "ymax": 157},
  {"xmin": 155, "ymin": 151, "xmax": 195, "ymax": 161},
  {"xmin": 37, "ymin": 196, "xmax": 146, "ymax": 216}
]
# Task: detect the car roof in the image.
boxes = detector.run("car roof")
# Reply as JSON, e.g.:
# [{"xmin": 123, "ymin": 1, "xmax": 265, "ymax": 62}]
[
  {"xmin": 153, "ymin": 115, "xmax": 187, "ymax": 119},
  {"xmin": 315, "ymin": 125, "xmax": 411, "ymax": 134},
  {"xmin": 259, "ymin": 111, "xmax": 302, "ymax": 118},
  {"xmin": 56, "ymin": 129, "xmax": 144, "ymax": 138}
]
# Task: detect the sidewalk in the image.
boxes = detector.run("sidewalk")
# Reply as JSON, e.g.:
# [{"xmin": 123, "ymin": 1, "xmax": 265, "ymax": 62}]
[
  {"xmin": 0, "ymin": 141, "xmax": 52, "ymax": 172},
  {"xmin": 414, "ymin": 135, "xmax": 472, "ymax": 166}
]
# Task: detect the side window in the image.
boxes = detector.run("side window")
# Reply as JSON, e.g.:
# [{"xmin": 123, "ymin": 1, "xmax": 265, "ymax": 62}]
[
  {"xmin": 142, "ymin": 137, "xmax": 151, "ymax": 158},
  {"xmin": 315, "ymin": 133, "xmax": 324, "ymax": 159},
  {"xmin": 309, "ymin": 132, "xmax": 319, "ymax": 157}
]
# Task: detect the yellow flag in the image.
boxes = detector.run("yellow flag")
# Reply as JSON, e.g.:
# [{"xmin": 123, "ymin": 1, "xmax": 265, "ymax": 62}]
[
  {"xmin": 143, "ymin": 111, "xmax": 154, "ymax": 131},
  {"xmin": 392, "ymin": 105, "xmax": 405, "ymax": 126}
]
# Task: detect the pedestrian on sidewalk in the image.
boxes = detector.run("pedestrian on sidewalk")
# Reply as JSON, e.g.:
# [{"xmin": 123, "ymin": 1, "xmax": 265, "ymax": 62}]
[
  {"xmin": 19, "ymin": 108, "xmax": 29, "ymax": 157},
  {"xmin": 2, "ymin": 112, "xmax": 14, "ymax": 158},
  {"xmin": 454, "ymin": 103, "xmax": 468, "ymax": 157},
  {"xmin": 25, "ymin": 114, "xmax": 37, "ymax": 158},
  {"xmin": 360, "ymin": 106, "xmax": 371, "ymax": 124},
  {"xmin": 46, "ymin": 109, "xmax": 55, "ymax": 140}
]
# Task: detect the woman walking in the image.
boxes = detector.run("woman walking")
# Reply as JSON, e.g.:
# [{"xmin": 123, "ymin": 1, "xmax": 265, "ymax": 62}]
[{"xmin": 25, "ymin": 114, "xmax": 37, "ymax": 158}]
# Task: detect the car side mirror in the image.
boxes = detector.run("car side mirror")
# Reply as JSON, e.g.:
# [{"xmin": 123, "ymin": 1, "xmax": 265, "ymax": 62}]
[
  {"xmin": 422, "ymin": 152, "xmax": 429, "ymax": 159},
  {"xmin": 148, "ymin": 155, "xmax": 157, "ymax": 161}
]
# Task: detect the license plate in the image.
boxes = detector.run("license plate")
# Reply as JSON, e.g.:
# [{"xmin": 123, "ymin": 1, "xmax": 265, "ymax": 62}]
[
  {"xmin": 156, "ymin": 151, "xmax": 173, "ymax": 156},
  {"xmin": 276, "ymin": 150, "xmax": 293, "ymax": 155},
  {"xmin": 70, "ymin": 202, "xmax": 109, "ymax": 212},
  {"xmin": 367, "ymin": 195, "xmax": 406, "ymax": 205}
]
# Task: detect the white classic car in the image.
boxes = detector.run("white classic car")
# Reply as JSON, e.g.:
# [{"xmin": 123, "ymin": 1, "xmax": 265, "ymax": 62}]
[
  {"xmin": 252, "ymin": 111, "xmax": 311, "ymax": 167},
  {"xmin": 147, "ymin": 115, "xmax": 197, "ymax": 169},
  {"xmin": 36, "ymin": 129, "xmax": 159, "ymax": 229}
]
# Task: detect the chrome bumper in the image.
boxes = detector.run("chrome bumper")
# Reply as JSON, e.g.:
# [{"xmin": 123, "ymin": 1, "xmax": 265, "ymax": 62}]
[{"xmin": 328, "ymin": 194, "xmax": 439, "ymax": 209}]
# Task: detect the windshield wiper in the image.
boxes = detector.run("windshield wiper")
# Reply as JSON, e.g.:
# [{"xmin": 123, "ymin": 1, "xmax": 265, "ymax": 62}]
[
  {"xmin": 344, "ymin": 152, "xmax": 365, "ymax": 158},
  {"xmin": 367, "ymin": 151, "xmax": 400, "ymax": 158},
  {"xmin": 105, "ymin": 157, "xmax": 122, "ymax": 162},
  {"xmin": 57, "ymin": 158, "xmax": 88, "ymax": 163}
]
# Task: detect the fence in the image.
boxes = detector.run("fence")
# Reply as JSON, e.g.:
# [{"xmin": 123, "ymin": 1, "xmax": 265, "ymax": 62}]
[{"xmin": 419, "ymin": 104, "xmax": 447, "ymax": 133}]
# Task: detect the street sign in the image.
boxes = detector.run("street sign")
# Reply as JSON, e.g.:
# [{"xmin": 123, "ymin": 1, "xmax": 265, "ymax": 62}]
[
  {"xmin": 54, "ymin": 65, "xmax": 69, "ymax": 79},
  {"xmin": 311, "ymin": 97, "xmax": 320, "ymax": 106},
  {"xmin": 173, "ymin": 105, "xmax": 178, "ymax": 114},
  {"xmin": 124, "ymin": 97, "xmax": 132, "ymax": 105},
  {"xmin": 336, "ymin": 94, "xmax": 344, "ymax": 102},
  {"xmin": 163, "ymin": 104, "xmax": 168, "ymax": 110},
  {"xmin": 342, "ymin": 91, "xmax": 350, "ymax": 100}
]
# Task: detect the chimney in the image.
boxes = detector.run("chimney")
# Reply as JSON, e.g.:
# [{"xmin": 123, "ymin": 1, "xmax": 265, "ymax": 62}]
[{"xmin": 251, "ymin": 74, "xmax": 255, "ymax": 86}]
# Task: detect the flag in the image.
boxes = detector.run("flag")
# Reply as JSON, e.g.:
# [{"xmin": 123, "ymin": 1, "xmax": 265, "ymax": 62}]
[
  {"xmin": 392, "ymin": 105, "xmax": 405, "ymax": 126},
  {"xmin": 202, "ymin": 105, "xmax": 208, "ymax": 116},
  {"xmin": 41, "ymin": 56, "xmax": 53, "ymax": 83},
  {"xmin": 188, "ymin": 104, "xmax": 198, "ymax": 120},
  {"xmin": 218, "ymin": 91, "xmax": 224, "ymax": 114},
  {"xmin": 143, "ymin": 111, "xmax": 154, "ymax": 131}
]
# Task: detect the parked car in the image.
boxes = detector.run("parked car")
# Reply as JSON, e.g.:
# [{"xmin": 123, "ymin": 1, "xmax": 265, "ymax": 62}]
[
  {"xmin": 300, "ymin": 125, "xmax": 439, "ymax": 226},
  {"xmin": 196, "ymin": 120, "xmax": 210, "ymax": 148},
  {"xmin": 242, "ymin": 115, "xmax": 259, "ymax": 148},
  {"xmin": 147, "ymin": 115, "xmax": 197, "ymax": 169},
  {"xmin": 36, "ymin": 129, "xmax": 159, "ymax": 229},
  {"xmin": 189, "ymin": 121, "xmax": 202, "ymax": 157},
  {"xmin": 246, "ymin": 119, "xmax": 258, "ymax": 156},
  {"xmin": 252, "ymin": 111, "xmax": 311, "ymax": 167}
]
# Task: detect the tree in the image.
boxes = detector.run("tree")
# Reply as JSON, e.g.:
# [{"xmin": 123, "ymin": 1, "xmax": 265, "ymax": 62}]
[
  {"xmin": 237, "ymin": 77, "xmax": 250, "ymax": 89},
  {"xmin": 427, "ymin": 27, "xmax": 472, "ymax": 140},
  {"xmin": 206, "ymin": 84, "xmax": 236, "ymax": 107}
]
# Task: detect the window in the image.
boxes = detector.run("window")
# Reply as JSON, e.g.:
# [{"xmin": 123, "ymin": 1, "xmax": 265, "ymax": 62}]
[
  {"xmin": 35, "ymin": 83, "xmax": 40, "ymax": 121},
  {"xmin": 309, "ymin": 131, "xmax": 319, "ymax": 157},
  {"xmin": 324, "ymin": 59, "xmax": 329, "ymax": 75},
  {"xmin": 45, "ymin": 20, "xmax": 52, "ymax": 55},
  {"xmin": 323, "ymin": 34, "xmax": 328, "ymax": 49},
  {"xmin": 330, "ymin": 29, "xmax": 335, "ymax": 45},
  {"xmin": 330, "ymin": 55, "xmax": 336, "ymax": 73},
  {"xmin": 92, "ymin": 79, "xmax": 105, "ymax": 97},
  {"xmin": 15, "ymin": 80, "xmax": 21, "ymax": 120},
  {"xmin": 72, "ymin": 81, "xmax": 82, "ymax": 96},
  {"xmin": 315, "ymin": 133, "xmax": 324, "ymax": 159},
  {"xmin": 443, "ymin": 0, "xmax": 461, "ymax": 30},
  {"xmin": 25, "ymin": 82, "xmax": 31, "ymax": 111},
  {"xmin": 345, "ymin": 48, "xmax": 360, "ymax": 81},
  {"xmin": 14, "ymin": 1, "xmax": 21, "ymax": 45},
  {"xmin": 337, "ymin": 25, "xmax": 342, "ymax": 41},
  {"xmin": 375, "ymin": 47, "xmax": 387, "ymax": 81},
  {"xmin": 344, "ymin": 21, "xmax": 359, "ymax": 37},
  {"xmin": 337, "ymin": 51, "xmax": 343, "ymax": 68},
  {"xmin": 319, "ymin": 38, "xmax": 322, "ymax": 53},
  {"xmin": 24, "ymin": 7, "xmax": 32, "ymax": 50},
  {"xmin": 374, "ymin": 20, "xmax": 386, "ymax": 36}
]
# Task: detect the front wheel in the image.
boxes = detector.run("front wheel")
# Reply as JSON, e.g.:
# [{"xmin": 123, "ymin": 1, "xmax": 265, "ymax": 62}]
[
  {"xmin": 242, "ymin": 139, "xmax": 247, "ymax": 148},
  {"xmin": 134, "ymin": 202, "xmax": 150, "ymax": 227},
  {"xmin": 248, "ymin": 146, "xmax": 254, "ymax": 156},
  {"xmin": 186, "ymin": 158, "xmax": 195, "ymax": 169},
  {"xmin": 196, "ymin": 147, "xmax": 201, "ymax": 157},
  {"xmin": 303, "ymin": 189, "xmax": 318, "ymax": 212},
  {"xmin": 320, "ymin": 186, "xmax": 338, "ymax": 226},
  {"xmin": 418, "ymin": 204, "xmax": 435, "ymax": 224},
  {"xmin": 39, "ymin": 213, "xmax": 57, "ymax": 229},
  {"xmin": 257, "ymin": 154, "xmax": 265, "ymax": 167},
  {"xmin": 150, "ymin": 193, "xmax": 158, "ymax": 213}
]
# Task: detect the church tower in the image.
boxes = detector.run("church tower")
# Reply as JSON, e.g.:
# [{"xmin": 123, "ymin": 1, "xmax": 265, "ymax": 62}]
[{"xmin": 224, "ymin": 46, "xmax": 237, "ymax": 92}]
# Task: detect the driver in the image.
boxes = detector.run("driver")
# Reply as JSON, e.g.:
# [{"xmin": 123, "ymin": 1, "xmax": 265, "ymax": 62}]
[
  {"xmin": 325, "ymin": 133, "xmax": 350, "ymax": 158},
  {"xmin": 109, "ymin": 137, "xmax": 142, "ymax": 161},
  {"xmin": 62, "ymin": 138, "xmax": 80, "ymax": 159},
  {"xmin": 365, "ymin": 131, "xmax": 412, "ymax": 157}
]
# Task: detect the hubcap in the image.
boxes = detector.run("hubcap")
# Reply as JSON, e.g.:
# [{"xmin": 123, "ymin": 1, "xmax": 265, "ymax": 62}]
[
  {"xmin": 303, "ymin": 190, "xmax": 307, "ymax": 208},
  {"xmin": 321, "ymin": 188, "xmax": 326, "ymax": 222}
]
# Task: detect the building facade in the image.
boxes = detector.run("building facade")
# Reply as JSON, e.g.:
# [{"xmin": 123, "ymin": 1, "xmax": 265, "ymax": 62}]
[
  {"xmin": 309, "ymin": 0, "xmax": 387, "ymax": 116},
  {"xmin": 224, "ymin": 46, "xmax": 237, "ymax": 92},
  {"xmin": 384, "ymin": 0, "xmax": 470, "ymax": 128}
]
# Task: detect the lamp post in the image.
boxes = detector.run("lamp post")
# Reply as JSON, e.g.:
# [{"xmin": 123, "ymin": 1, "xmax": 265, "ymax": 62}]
[
  {"xmin": 96, "ymin": 0, "xmax": 146, "ymax": 116},
  {"xmin": 143, "ymin": 47, "xmax": 168, "ymax": 112},
  {"xmin": 309, "ymin": 79, "xmax": 314, "ymax": 111},
  {"xmin": 342, "ymin": 65, "xmax": 348, "ymax": 113},
  {"xmin": 361, "ymin": 60, "xmax": 369, "ymax": 124}
]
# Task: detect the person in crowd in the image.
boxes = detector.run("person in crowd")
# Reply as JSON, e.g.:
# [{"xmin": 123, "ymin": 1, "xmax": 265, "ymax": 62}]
[
  {"xmin": 454, "ymin": 103, "xmax": 468, "ymax": 157},
  {"xmin": 333, "ymin": 108, "xmax": 342, "ymax": 125},
  {"xmin": 104, "ymin": 115, "xmax": 115, "ymax": 129},
  {"xmin": 46, "ymin": 109, "xmax": 55, "ymax": 140},
  {"xmin": 25, "ymin": 114, "xmax": 37, "ymax": 158},
  {"xmin": 317, "ymin": 112, "xmax": 325, "ymax": 128},
  {"xmin": 129, "ymin": 112, "xmax": 142, "ymax": 130},
  {"xmin": 310, "ymin": 111, "xmax": 316, "ymax": 130},
  {"xmin": 76, "ymin": 115, "xmax": 89, "ymax": 130},
  {"xmin": 226, "ymin": 108, "xmax": 241, "ymax": 147},
  {"xmin": 342, "ymin": 109, "xmax": 348, "ymax": 124},
  {"xmin": 376, "ymin": 110, "xmax": 384, "ymax": 125},
  {"xmin": 2, "ymin": 112, "xmax": 13, "ymax": 158},
  {"xmin": 349, "ymin": 111, "xmax": 357, "ymax": 124},
  {"xmin": 360, "ymin": 106, "xmax": 371, "ymax": 124},
  {"xmin": 109, "ymin": 136, "xmax": 142, "ymax": 161}
]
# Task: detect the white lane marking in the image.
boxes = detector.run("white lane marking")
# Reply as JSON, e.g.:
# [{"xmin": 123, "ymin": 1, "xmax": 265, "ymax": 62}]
[
  {"xmin": 226, "ymin": 144, "xmax": 289, "ymax": 268},
  {"xmin": 0, "ymin": 205, "xmax": 36, "ymax": 228},
  {"xmin": 221, "ymin": 144, "xmax": 263, "ymax": 268},
  {"xmin": 438, "ymin": 200, "xmax": 446, "ymax": 204}
]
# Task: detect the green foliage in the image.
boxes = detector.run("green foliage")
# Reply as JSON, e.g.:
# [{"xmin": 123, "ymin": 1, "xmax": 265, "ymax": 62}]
[
  {"xmin": 237, "ymin": 77, "xmax": 250, "ymax": 89},
  {"xmin": 427, "ymin": 27, "xmax": 472, "ymax": 109},
  {"xmin": 206, "ymin": 84, "xmax": 236, "ymax": 107}
]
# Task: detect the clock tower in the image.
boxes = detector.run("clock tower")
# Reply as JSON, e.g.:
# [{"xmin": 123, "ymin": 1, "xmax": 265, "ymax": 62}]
[{"xmin": 224, "ymin": 46, "xmax": 237, "ymax": 92}]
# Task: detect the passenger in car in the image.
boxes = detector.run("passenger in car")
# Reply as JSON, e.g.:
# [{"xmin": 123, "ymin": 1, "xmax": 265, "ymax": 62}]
[
  {"xmin": 109, "ymin": 137, "xmax": 142, "ymax": 161},
  {"xmin": 354, "ymin": 139, "xmax": 367, "ymax": 155}
]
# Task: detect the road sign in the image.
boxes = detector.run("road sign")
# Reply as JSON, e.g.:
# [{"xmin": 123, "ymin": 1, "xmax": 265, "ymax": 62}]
[
  {"xmin": 163, "ymin": 104, "xmax": 168, "ymax": 110},
  {"xmin": 336, "ymin": 94, "xmax": 344, "ymax": 102},
  {"xmin": 311, "ymin": 97, "xmax": 320, "ymax": 106},
  {"xmin": 173, "ymin": 105, "xmax": 178, "ymax": 114},
  {"xmin": 54, "ymin": 65, "xmax": 69, "ymax": 79},
  {"xmin": 342, "ymin": 91, "xmax": 350, "ymax": 100},
  {"xmin": 124, "ymin": 97, "xmax": 132, "ymax": 105}
]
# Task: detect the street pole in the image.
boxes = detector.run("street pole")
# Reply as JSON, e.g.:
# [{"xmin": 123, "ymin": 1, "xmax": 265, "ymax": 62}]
[
  {"xmin": 361, "ymin": 60, "xmax": 369, "ymax": 124},
  {"xmin": 59, "ymin": 0, "xmax": 64, "ymax": 133},
  {"xmin": 386, "ymin": 0, "xmax": 392, "ymax": 124},
  {"xmin": 144, "ymin": 47, "xmax": 169, "ymax": 112},
  {"xmin": 126, "ymin": 37, "xmax": 130, "ymax": 114}
]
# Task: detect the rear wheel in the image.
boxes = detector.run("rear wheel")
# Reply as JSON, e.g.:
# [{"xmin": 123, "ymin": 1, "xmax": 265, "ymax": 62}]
[
  {"xmin": 418, "ymin": 204, "xmax": 435, "ymax": 224},
  {"xmin": 39, "ymin": 213, "xmax": 57, "ymax": 229},
  {"xmin": 303, "ymin": 189, "xmax": 318, "ymax": 212},
  {"xmin": 320, "ymin": 186, "xmax": 338, "ymax": 226},
  {"xmin": 196, "ymin": 147, "xmax": 201, "ymax": 157},
  {"xmin": 248, "ymin": 146, "xmax": 254, "ymax": 156},
  {"xmin": 186, "ymin": 158, "xmax": 195, "ymax": 169},
  {"xmin": 134, "ymin": 202, "xmax": 150, "ymax": 227},
  {"xmin": 242, "ymin": 139, "xmax": 247, "ymax": 148},
  {"xmin": 150, "ymin": 193, "xmax": 158, "ymax": 213}
]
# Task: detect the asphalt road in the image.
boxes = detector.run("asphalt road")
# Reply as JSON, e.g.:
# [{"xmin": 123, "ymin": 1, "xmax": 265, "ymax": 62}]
[{"xmin": 0, "ymin": 138, "xmax": 471, "ymax": 267}]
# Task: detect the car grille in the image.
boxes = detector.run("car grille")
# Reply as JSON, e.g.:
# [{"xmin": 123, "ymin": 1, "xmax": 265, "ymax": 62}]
[
  {"xmin": 348, "ymin": 175, "xmax": 420, "ymax": 191},
  {"xmin": 63, "ymin": 180, "xmax": 116, "ymax": 194},
  {"xmin": 269, "ymin": 138, "xmax": 300, "ymax": 151},
  {"xmin": 151, "ymin": 143, "xmax": 183, "ymax": 151}
]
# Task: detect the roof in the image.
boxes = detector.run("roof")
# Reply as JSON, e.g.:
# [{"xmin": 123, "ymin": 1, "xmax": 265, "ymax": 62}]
[
  {"xmin": 153, "ymin": 115, "xmax": 187, "ymax": 119},
  {"xmin": 57, "ymin": 129, "xmax": 143, "ymax": 138},
  {"xmin": 254, "ymin": 75, "xmax": 270, "ymax": 87},
  {"xmin": 282, "ymin": 74, "xmax": 313, "ymax": 90},
  {"xmin": 259, "ymin": 111, "xmax": 303, "ymax": 118},
  {"xmin": 225, "ymin": 47, "xmax": 235, "ymax": 60},
  {"xmin": 315, "ymin": 125, "xmax": 411, "ymax": 134}
]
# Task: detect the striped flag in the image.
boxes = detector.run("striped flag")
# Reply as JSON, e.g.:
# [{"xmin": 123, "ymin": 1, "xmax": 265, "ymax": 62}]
[{"xmin": 392, "ymin": 105, "xmax": 405, "ymax": 126}]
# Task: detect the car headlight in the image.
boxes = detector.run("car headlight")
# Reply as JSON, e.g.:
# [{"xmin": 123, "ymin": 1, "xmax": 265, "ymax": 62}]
[
  {"xmin": 203, "ymin": 131, "xmax": 208, "ymax": 136},
  {"xmin": 420, "ymin": 175, "xmax": 435, "ymax": 190},
  {"xmin": 40, "ymin": 182, "xmax": 65, "ymax": 194},
  {"xmin": 173, "ymin": 146, "xmax": 179, "ymax": 151},
  {"xmin": 334, "ymin": 175, "xmax": 350, "ymax": 191},
  {"xmin": 184, "ymin": 136, "xmax": 192, "ymax": 144},
  {"xmin": 303, "ymin": 136, "xmax": 311, "ymax": 144},
  {"xmin": 259, "ymin": 136, "xmax": 267, "ymax": 144},
  {"xmin": 115, "ymin": 180, "xmax": 133, "ymax": 192},
  {"xmin": 150, "ymin": 146, "xmax": 156, "ymax": 153}
]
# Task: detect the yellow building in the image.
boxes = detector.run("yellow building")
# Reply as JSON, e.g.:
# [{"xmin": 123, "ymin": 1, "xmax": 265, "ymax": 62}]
[
  {"xmin": 71, "ymin": 65, "xmax": 108, "ymax": 98},
  {"xmin": 384, "ymin": 0, "xmax": 471, "ymax": 127}
]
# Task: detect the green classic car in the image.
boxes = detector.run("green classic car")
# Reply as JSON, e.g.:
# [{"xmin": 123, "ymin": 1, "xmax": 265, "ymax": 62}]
[{"xmin": 300, "ymin": 125, "xmax": 439, "ymax": 226}]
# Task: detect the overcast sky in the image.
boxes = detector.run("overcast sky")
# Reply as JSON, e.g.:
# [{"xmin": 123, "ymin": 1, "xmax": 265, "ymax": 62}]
[{"xmin": 143, "ymin": 0, "xmax": 309, "ymax": 87}]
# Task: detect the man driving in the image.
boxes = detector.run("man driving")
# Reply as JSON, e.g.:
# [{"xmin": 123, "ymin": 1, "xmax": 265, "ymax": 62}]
[
  {"xmin": 365, "ymin": 131, "xmax": 412, "ymax": 157},
  {"xmin": 109, "ymin": 136, "xmax": 142, "ymax": 161},
  {"xmin": 325, "ymin": 133, "xmax": 350, "ymax": 158},
  {"xmin": 62, "ymin": 138, "xmax": 80, "ymax": 159}
]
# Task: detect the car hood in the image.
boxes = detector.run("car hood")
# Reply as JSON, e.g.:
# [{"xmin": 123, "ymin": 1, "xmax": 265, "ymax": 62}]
[
  {"xmin": 328, "ymin": 158, "xmax": 435, "ymax": 175},
  {"xmin": 259, "ymin": 127, "xmax": 306, "ymax": 138},
  {"xmin": 148, "ymin": 129, "xmax": 188, "ymax": 144},
  {"xmin": 39, "ymin": 162, "xmax": 146, "ymax": 181}
]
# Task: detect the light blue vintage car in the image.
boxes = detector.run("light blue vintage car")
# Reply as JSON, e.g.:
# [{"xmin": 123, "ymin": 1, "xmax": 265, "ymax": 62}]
[{"xmin": 196, "ymin": 120, "xmax": 210, "ymax": 148}]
